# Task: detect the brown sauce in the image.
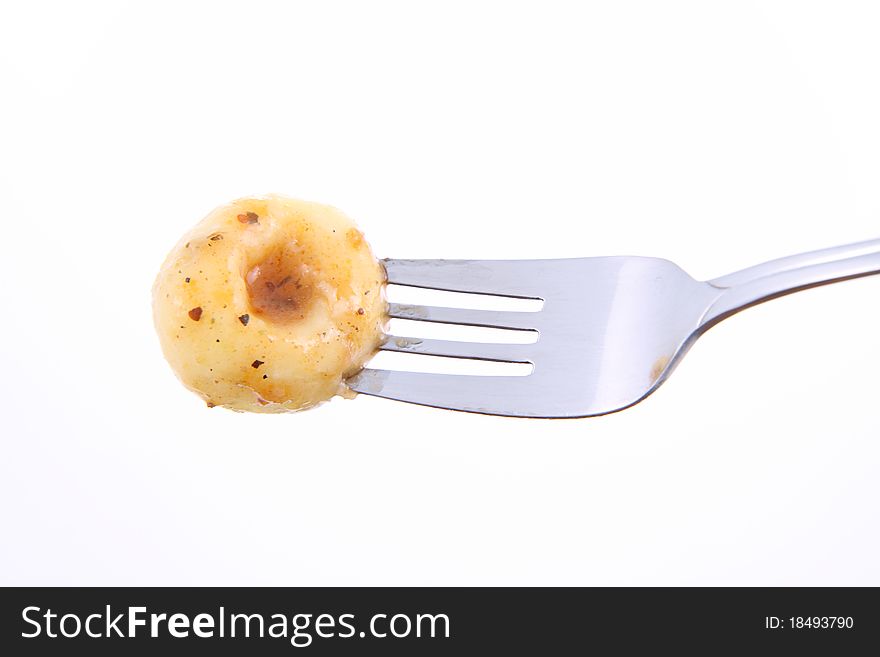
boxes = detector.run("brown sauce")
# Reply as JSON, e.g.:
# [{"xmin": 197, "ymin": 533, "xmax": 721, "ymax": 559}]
[{"xmin": 245, "ymin": 248, "xmax": 314, "ymax": 323}]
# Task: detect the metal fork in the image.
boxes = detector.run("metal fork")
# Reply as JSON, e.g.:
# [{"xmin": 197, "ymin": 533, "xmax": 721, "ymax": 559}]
[{"xmin": 346, "ymin": 238, "xmax": 880, "ymax": 417}]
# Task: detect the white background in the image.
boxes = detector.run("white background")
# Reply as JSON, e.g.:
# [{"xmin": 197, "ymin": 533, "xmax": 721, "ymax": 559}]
[{"xmin": 1, "ymin": 1, "xmax": 878, "ymax": 585}]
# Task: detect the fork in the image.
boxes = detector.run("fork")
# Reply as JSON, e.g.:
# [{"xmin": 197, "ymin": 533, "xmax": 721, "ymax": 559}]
[{"xmin": 346, "ymin": 238, "xmax": 880, "ymax": 417}]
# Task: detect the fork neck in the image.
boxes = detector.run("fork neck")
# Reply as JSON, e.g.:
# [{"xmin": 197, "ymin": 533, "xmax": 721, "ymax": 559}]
[{"xmin": 701, "ymin": 237, "xmax": 880, "ymax": 327}]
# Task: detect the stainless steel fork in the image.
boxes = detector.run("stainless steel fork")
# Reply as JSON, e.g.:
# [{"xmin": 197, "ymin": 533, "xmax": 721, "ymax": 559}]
[{"xmin": 346, "ymin": 238, "xmax": 880, "ymax": 417}]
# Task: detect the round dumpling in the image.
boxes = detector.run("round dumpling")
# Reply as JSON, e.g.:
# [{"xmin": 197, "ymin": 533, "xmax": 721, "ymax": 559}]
[{"xmin": 152, "ymin": 194, "xmax": 386, "ymax": 412}]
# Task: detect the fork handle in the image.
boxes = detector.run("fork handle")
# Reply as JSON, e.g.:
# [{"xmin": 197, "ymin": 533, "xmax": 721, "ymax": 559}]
[{"xmin": 702, "ymin": 237, "xmax": 880, "ymax": 325}]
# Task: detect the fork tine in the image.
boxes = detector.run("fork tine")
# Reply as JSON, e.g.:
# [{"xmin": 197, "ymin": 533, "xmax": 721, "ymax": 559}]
[
  {"xmin": 347, "ymin": 368, "xmax": 541, "ymax": 416},
  {"xmin": 388, "ymin": 302, "xmax": 540, "ymax": 331},
  {"xmin": 385, "ymin": 259, "xmax": 546, "ymax": 298},
  {"xmin": 380, "ymin": 336, "xmax": 534, "ymax": 363}
]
